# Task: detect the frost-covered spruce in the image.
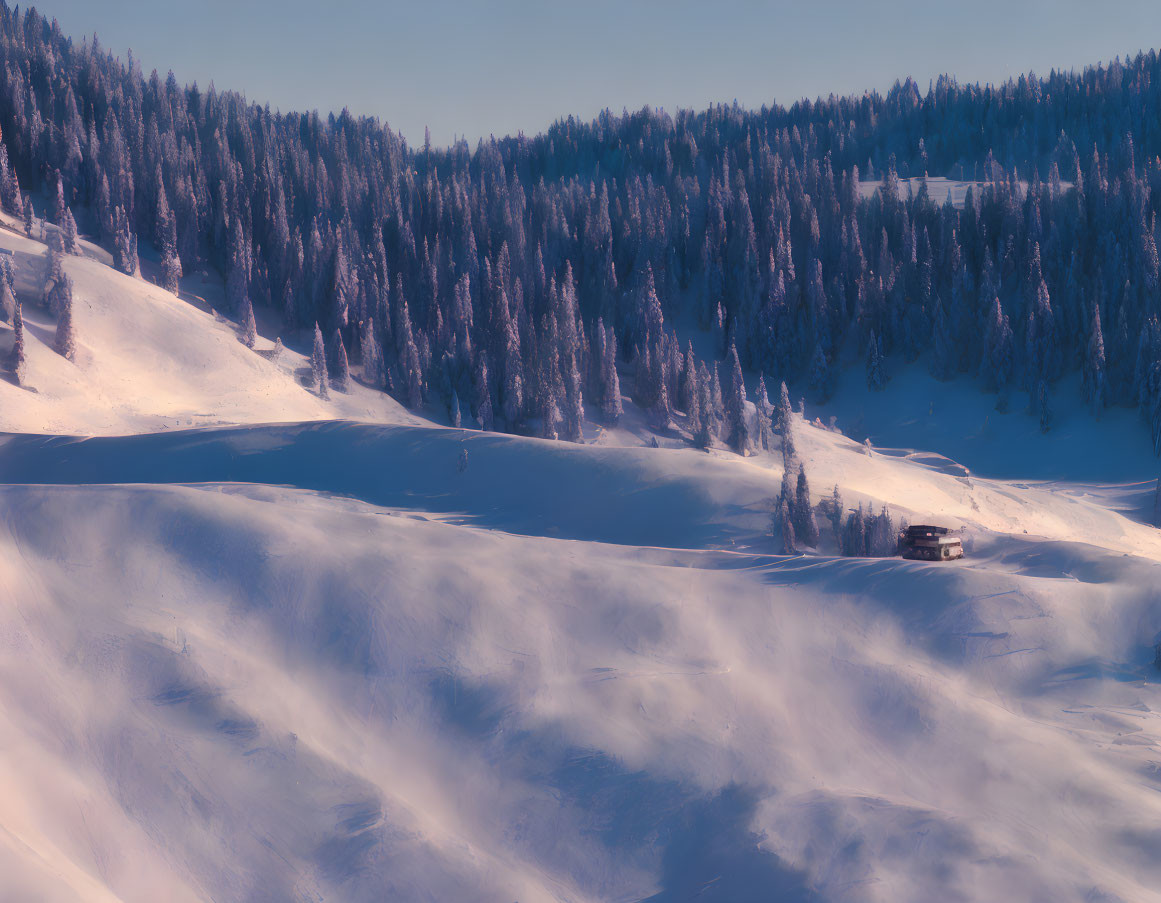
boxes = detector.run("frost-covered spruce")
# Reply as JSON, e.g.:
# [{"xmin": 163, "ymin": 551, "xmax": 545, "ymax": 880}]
[
  {"xmin": 725, "ymin": 342, "xmax": 748, "ymax": 455},
  {"xmin": 777, "ymin": 380, "xmax": 796, "ymax": 459},
  {"xmin": 0, "ymin": 265, "xmax": 15, "ymax": 323},
  {"xmin": 754, "ymin": 375, "xmax": 772, "ymax": 451},
  {"xmin": 777, "ymin": 498, "xmax": 797, "ymax": 555},
  {"xmin": 53, "ymin": 276, "xmax": 76, "ymax": 361},
  {"xmin": 331, "ymin": 329, "xmax": 350, "ymax": 391},
  {"xmin": 794, "ymin": 463, "xmax": 820, "ymax": 547},
  {"xmin": 311, "ymin": 321, "xmax": 329, "ymax": 400},
  {"xmin": 239, "ymin": 294, "xmax": 257, "ymax": 349},
  {"xmin": 11, "ymin": 299, "xmax": 26, "ymax": 384}
]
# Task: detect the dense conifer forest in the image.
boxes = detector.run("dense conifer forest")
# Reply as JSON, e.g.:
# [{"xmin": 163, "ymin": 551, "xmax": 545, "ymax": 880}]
[{"xmin": 1, "ymin": 3, "xmax": 1160, "ymax": 451}]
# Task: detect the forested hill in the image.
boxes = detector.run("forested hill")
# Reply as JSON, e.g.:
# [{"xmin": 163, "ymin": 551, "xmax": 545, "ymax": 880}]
[{"xmin": 1, "ymin": 2, "xmax": 1160, "ymax": 451}]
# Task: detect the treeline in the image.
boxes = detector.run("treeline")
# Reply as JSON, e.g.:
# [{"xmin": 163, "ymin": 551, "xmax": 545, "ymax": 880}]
[{"xmin": 1, "ymin": 4, "xmax": 1161, "ymax": 450}]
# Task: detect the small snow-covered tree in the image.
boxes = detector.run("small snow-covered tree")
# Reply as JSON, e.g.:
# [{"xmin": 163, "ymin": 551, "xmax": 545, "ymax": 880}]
[
  {"xmin": 331, "ymin": 329, "xmax": 350, "ymax": 391},
  {"xmin": 11, "ymin": 300, "xmax": 26, "ymax": 384},
  {"xmin": 311, "ymin": 321, "xmax": 329, "ymax": 400},
  {"xmin": 61, "ymin": 207, "xmax": 78, "ymax": 254},
  {"xmin": 755, "ymin": 375, "xmax": 773, "ymax": 451},
  {"xmin": 53, "ymin": 275, "xmax": 76, "ymax": 361},
  {"xmin": 0, "ymin": 266, "xmax": 14, "ymax": 322},
  {"xmin": 22, "ymin": 196, "xmax": 32, "ymax": 237},
  {"xmin": 777, "ymin": 380, "xmax": 796, "ymax": 459},
  {"xmin": 238, "ymin": 294, "xmax": 257, "ymax": 349}
]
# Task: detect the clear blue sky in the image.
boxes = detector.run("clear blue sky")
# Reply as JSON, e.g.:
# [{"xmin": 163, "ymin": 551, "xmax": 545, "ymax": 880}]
[{"xmin": 35, "ymin": 0, "xmax": 1161, "ymax": 147}]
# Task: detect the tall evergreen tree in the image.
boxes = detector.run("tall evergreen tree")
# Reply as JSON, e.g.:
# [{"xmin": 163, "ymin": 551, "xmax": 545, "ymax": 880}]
[
  {"xmin": 11, "ymin": 299, "xmax": 26, "ymax": 385},
  {"xmin": 239, "ymin": 294, "xmax": 257, "ymax": 349},
  {"xmin": 311, "ymin": 321, "xmax": 329, "ymax": 400},
  {"xmin": 794, "ymin": 463, "xmax": 820, "ymax": 547},
  {"xmin": 331, "ymin": 329, "xmax": 351, "ymax": 391},
  {"xmin": 54, "ymin": 276, "xmax": 77, "ymax": 361},
  {"xmin": 724, "ymin": 342, "xmax": 748, "ymax": 454}
]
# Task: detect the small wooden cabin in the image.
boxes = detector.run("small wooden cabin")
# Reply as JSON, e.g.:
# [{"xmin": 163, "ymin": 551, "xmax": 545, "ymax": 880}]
[{"xmin": 899, "ymin": 525, "xmax": 963, "ymax": 561}]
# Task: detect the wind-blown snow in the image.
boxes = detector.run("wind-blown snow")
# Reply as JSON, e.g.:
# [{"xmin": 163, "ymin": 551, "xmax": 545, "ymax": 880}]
[{"xmin": 2, "ymin": 219, "xmax": 1161, "ymax": 902}]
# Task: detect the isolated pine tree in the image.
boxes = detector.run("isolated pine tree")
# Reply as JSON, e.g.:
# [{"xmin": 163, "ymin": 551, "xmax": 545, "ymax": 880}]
[
  {"xmin": 311, "ymin": 321, "xmax": 329, "ymax": 400},
  {"xmin": 239, "ymin": 294, "xmax": 257, "ymax": 349},
  {"xmin": 53, "ymin": 275, "xmax": 76, "ymax": 361},
  {"xmin": 62, "ymin": 207, "xmax": 78, "ymax": 254}
]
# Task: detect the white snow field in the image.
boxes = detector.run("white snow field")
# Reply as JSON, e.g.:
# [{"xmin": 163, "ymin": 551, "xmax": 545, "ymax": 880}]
[{"xmin": 2, "ymin": 224, "xmax": 1161, "ymax": 902}]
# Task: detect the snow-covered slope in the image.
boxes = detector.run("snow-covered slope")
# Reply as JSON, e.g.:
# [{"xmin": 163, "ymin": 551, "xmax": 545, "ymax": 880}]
[
  {"xmin": 0, "ymin": 218, "xmax": 416, "ymax": 435},
  {"xmin": 2, "ymin": 414, "xmax": 1161, "ymax": 902},
  {"xmin": 3, "ymin": 227, "xmax": 1161, "ymax": 902}
]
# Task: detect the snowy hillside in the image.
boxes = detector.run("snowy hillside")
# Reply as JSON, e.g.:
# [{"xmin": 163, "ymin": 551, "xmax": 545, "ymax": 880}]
[
  {"xmin": 3, "ymin": 413, "xmax": 1161, "ymax": 902},
  {"xmin": 0, "ymin": 216, "xmax": 415, "ymax": 436},
  {"xmin": 1, "ymin": 12, "xmax": 1161, "ymax": 899}
]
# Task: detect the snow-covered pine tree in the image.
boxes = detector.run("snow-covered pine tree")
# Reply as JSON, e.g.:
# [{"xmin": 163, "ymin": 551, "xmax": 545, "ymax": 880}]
[
  {"xmin": 694, "ymin": 362, "xmax": 714, "ymax": 449},
  {"xmin": 11, "ymin": 299, "xmax": 26, "ymax": 384},
  {"xmin": 475, "ymin": 352, "xmax": 494, "ymax": 431},
  {"xmin": 22, "ymin": 196, "xmax": 32, "ymax": 237},
  {"xmin": 62, "ymin": 207, "xmax": 78, "ymax": 254},
  {"xmin": 777, "ymin": 380, "xmax": 796, "ymax": 459},
  {"xmin": 826, "ymin": 484, "xmax": 844, "ymax": 549},
  {"xmin": 755, "ymin": 375, "xmax": 773, "ymax": 451},
  {"xmin": 0, "ymin": 265, "xmax": 14, "ymax": 322},
  {"xmin": 361, "ymin": 317, "xmax": 384, "ymax": 388},
  {"xmin": 794, "ymin": 463, "xmax": 820, "ymax": 547},
  {"xmin": 450, "ymin": 388, "xmax": 462, "ymax": 428},
  {"xmin": 311, "ymin": 321, "xmax": 329, "ymax": 400},
  {"xmin": 331, "ymin": 329, "xmax": 350, "ymax": 391},
  {"xmin": 601, "ymin": 324, "xmax": 623, "ymax": 424},
  {"xmin": 53, "ymin": 275, "xmax": 76, "ymax": 361},
  {"xmin": 725, "ymin": 342, "xmax": 748, "ymax": 454},
  {"xmin": 778, "ymin": 497, "xmax": 797, "ymax": 555},
  {"xmin": 239, "ymin": 294, "xmax": 257, "ymax": 349}
]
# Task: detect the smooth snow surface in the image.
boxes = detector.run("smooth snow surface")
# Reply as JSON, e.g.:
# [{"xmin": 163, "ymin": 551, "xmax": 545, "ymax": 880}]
[{"xmin": 2, "ymin": 228, "xmax": 1161, "ymax": 903}]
